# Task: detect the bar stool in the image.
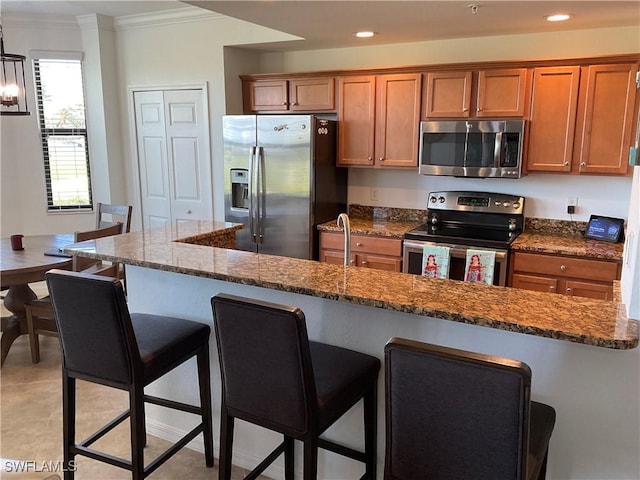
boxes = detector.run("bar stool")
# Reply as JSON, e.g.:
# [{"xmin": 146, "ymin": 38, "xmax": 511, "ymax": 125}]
[
  {"xmin": 211, "ymin": 293, "xmax": 380, "ymax": 480},
  {"xmin": 384, "ymin": 337, "xmax": 556, "ymax": 480},
  {"xmin": 45, "ymin": 269, "xmax": 214, "ymax": 480}
]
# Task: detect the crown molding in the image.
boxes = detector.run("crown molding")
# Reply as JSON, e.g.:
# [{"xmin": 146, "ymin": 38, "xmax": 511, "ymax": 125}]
[
  {"xmin": 0, "ymin": 13, "xmax": 79, "ymax": 30},
  {"xmin": 114, "ymin": 7, "xmax": 222, "ymax": 31}
]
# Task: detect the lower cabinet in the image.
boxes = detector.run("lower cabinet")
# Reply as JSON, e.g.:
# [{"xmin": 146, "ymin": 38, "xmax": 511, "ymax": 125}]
[
  {"xmin": 319, "ymin": 231, "xmax": 403, "ymax": 272},
  {"xmin": 509, "ymin": 251, "xmax": 621, "ymax": 300}
]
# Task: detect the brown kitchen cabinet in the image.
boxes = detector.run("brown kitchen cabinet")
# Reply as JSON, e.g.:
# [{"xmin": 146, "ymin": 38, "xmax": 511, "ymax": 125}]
[
  {"xmin": 423, "ymin": 68, "xmax": 529, "ymax": 118},
  {"xmin": 526, "ymin": 62, "xmax": 638, "ymax": 175},
  {"xmin": 242, "ymin": 77, "xmax": 335, "ymax": 112},
  {"xmin": 337, "ymin": 73, "xmax": 421, "ymax": 168},
  {"xmin": 509, "ymin": 251, "xmax": 621, "ymax": 300},
  {"xmin": 319, "ymin": 231, "xmax": 403, "ymax": 272}
]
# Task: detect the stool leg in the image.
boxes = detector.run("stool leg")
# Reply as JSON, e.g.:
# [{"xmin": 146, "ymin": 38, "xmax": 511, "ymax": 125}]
[
  {"xmin": 130, "ymin": 386, "xmax": 145, "ymax": 480},
  {"xmin": 363, "ymin": 385, "xmax": 377, "ymax": 480},
  {"xmin": 284, "ymin": 436, "xmax": 294, "ymax": 480},
  {"xmin": 302, "ymin": 438, "xmax": 318, "ymax": 480},
  {"xmin": 62, "ymin": 372, "xmax": 76, "ymax": 480},
  {"xmin": 218, "ymin": 409, "xmax": 234, "ymax": 480},
  {"xmin": 197, "ymin": 347, "xmax": 215, "ymax": 467}
]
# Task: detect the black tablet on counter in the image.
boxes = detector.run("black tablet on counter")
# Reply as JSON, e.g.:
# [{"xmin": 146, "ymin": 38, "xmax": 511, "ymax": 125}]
[{"xmin": 584, "ymin": 215, "xmax": 625, "ymax": 243}]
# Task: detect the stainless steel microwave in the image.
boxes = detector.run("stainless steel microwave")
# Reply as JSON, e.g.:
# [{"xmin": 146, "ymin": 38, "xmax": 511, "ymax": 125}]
[{"xmin": 418, "ymin": 119, "xmax": 526, "ymax": 178}]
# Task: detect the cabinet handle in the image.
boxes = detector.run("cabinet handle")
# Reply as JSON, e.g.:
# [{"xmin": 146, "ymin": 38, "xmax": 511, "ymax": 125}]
[
  {"xmin": 580, "ymin": 162, "xmax": 586, "ymax": 167},
  {"xmin": 563, "ymin": 161, "xmax": 569, "ymax": 167},
  {"xmin": 463, "ymin": 107, "xmax": 469, "ymax": 112},
  {"xmin": 560, "ymin": 265, "xmax": 566, "ymax": 271},
  {"xmin": 549, "ymin": 286, "xmax": 555, "ymax": 292},
  {"xmin": 290, "ymin": 101, "xmax": 297, "ymax": 106},
  {"xmin": 477, "ymin": 107, "xmax": 482, "ymax": 112},
  {"xmin": 566, "ymin": 287, "xmax": 572, "ymax": 295},
  {"xmin": 379, "ymin": 157, "xmax": 384, "ymax": 162},
  {"xmin": 361, "ymin": 260, "xmax": 368, "ymax": 266},
  {"xmin": 368, "ymin": 157, "xmax": 373, "ymax": 162},
  {"xmin": 281, "ymin": 101, "xmax": 287, "ymax": 105},
  {"xmin": 356, "ymin": 242, "xmax": 363, "ymax": 247}
]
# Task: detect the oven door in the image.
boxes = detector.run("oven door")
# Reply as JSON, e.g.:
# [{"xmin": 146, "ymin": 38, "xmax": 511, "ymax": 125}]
[{"xmin": 402, "ymin": 239, "xmax": 508, "ymax": 286}]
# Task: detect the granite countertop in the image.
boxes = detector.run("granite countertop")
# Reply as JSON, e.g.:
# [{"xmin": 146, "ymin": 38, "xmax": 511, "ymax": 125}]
[
  {"xmin": 65, "ymin": 221, "xmax": 638, "ymax": 350},
  {"xmin": 512, "ymin": 232, "xmax": 624, "ymax": 261},
  {"xmin": 317, "ymin": 217, "xmax": 422, "ymax": 238}
]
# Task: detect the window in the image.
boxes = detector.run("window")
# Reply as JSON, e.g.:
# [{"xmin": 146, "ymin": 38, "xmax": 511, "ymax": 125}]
[{"xmin": 33, "ymin": 55, "xmax": 92, "ymax": 211}]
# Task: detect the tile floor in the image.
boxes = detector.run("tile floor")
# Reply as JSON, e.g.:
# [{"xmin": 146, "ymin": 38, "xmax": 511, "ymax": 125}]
[{"xmin": 0, "ymin": 283, "xmax": 268, "ymax": 480}]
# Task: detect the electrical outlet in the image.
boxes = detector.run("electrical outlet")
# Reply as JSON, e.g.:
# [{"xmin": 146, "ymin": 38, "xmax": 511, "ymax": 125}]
[
  {"xmin": 370, "ymin": 187, "xmax": 379, "ymax": 202},
  {"xmin": 567, "ymin": 197, "xmax": 578, "ymax": 207}
]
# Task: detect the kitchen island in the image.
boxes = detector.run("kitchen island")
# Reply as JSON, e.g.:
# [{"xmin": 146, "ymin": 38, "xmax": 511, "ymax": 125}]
[{"xmin": 64, "ymin": 221, "xmax": 639, "ymax": 479}]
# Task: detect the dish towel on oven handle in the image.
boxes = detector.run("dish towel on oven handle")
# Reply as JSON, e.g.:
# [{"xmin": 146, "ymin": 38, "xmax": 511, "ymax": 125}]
[
  {"xmin": 464, "ymin": 249, "xmax": 495, "ymax": 285},
  {"xmin": 421, "ymin": 245, "xmax": 450, "ymax": 279}
]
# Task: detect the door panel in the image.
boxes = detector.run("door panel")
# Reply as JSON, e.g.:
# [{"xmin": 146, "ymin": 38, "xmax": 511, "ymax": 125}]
[{"xmin": 134, "ymin": 91, "xmax": 171, "ymax": 230}]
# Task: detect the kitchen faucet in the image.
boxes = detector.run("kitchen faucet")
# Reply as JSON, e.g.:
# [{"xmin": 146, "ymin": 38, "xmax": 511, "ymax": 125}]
[{"xmin": 337, "ymin": 213, "xmax": 351, "ymax": 266}]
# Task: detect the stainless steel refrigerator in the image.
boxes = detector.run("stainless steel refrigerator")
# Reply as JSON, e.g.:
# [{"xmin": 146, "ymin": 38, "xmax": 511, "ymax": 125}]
[{"xmin": 223, "ymin": 115, "xmax": 347, "ymax": 260}]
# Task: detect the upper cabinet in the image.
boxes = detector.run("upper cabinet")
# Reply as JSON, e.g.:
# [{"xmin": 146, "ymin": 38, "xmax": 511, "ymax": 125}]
[
  {"xmin": 526, "ymin": 63, "xmax": 638, "ymax": 175},
  {"xmin": 338, "ymin": 73, "xmax": 421, "ymax": 168},
  {"xmin": 423, "ymin": 68, "xmax": 529, "ymax": 119},
  {"xmin": 242, "ymin": 77, "xmax": 335, "ymax": 112}
]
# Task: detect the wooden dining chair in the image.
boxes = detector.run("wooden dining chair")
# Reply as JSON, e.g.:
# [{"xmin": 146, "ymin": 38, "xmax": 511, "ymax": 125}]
[
  {"xmin": 24, "ymin": 223, "xmax": 123, "ymax": 363},
  {"xmin": 96, "ymin": 203, "xmax": 132, "ymax": 234}
]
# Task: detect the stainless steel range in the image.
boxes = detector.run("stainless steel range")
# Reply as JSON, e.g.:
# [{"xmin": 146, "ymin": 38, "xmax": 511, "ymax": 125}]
[{"xmin": 403, "ymin": 191, "xmax": 525, "ymax": 285}]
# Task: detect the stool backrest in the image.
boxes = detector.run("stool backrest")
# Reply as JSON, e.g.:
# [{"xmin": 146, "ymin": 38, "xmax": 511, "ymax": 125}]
[
  {"xmin": 46, "ymin": 269, "xmax": 138, "ymax": 386},
  {"xmin": 211, "ymin": 293, "xmax": 317, "ymax": 435},
  {"xmin": 96, "ymin": 203, "xmax": 132, "ymax": 234},
  {"xmin": 384, "ymin": 337, "xmax": 532, "ymax": 480}
]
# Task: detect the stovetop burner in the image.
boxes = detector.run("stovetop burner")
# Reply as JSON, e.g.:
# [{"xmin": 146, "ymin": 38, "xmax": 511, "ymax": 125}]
[{"xmin": 404, "ymin": 190, "xmax": 525, "ymax": 249}]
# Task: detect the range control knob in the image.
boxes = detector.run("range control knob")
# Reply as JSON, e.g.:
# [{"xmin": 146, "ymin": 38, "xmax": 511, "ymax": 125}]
[
  {"xmin": 429, "ymin": 196, "xmax": 437, "ymax": 203},
  {"xmin": 438, "ymin": 196, "xmax": 445, "ymax": 203},
  {"xmin": 494, "ymin": 201, "xmax": 502, "ymax": 207},
  {"xmin": 512, "ymin": 202, "xmax": 520, "ymax": 209},
  {"xmin": 503, "ymin": 201, "xmax": 510, "ymax": 208}
]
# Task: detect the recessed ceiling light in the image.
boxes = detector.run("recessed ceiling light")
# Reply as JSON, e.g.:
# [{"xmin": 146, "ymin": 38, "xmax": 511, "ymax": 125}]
[
  {"xmin": 546, "ymin": 13, "xmax": 573, "ymax": 22},
  {"xmin": 354, "ymin": 31, "xmax": 375, "ymax": 38}
]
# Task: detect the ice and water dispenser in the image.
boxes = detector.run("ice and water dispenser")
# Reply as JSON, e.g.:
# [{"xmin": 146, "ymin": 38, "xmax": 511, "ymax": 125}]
[{"xmin": 230, "ymin": 168, "xmax": 249, "ymax": 210}]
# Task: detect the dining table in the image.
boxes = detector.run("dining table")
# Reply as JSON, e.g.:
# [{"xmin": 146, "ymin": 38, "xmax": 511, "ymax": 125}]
[{"xmin": 0, "ymin": 234, "xmax": 74, "ymax": 366}]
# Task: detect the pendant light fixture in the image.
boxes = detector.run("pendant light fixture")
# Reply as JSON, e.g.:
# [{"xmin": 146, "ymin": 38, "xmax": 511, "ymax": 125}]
[{"xmin": 0, "ymin": 24, "xmax": 30, "ymax": 116}]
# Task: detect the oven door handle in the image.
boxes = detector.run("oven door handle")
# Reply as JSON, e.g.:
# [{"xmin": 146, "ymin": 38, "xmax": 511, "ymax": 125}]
[{"xmin": 403, "ymin": 240, "xmax": 507, "ymax": 259}]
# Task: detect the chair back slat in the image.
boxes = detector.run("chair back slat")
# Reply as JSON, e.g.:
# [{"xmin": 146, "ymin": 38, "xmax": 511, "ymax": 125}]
[
  {"xmin": 384, "ymin": 338, "xmax": 531, "ymax": 480},
  {"xmin": 96, "ymin": 203, "xmax": 132, "ymax": 234},
  {"xmin": 46, "ymin": 270, "xmax": 138, "ymax": 385},
  {"xmin": 211, "ymin": 293, "xmax": 317, "ymax": 435}
]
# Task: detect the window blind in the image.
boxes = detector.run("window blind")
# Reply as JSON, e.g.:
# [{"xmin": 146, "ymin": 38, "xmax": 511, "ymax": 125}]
[{"xmin": 33, "ymin": 57, "xmax": 93, "ymax": 210}]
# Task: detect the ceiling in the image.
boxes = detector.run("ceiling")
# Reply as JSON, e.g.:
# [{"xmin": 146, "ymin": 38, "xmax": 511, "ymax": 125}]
[{"xmin": 1, "ymin": 1, "xmax": 638, "ymax": 52}]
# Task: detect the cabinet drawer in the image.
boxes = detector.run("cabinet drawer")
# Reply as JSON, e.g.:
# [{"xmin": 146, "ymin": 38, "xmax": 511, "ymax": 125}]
[
  {"xmin": 351, "ymin": 234, "xmax": 402, "ymax": 256},
  {"xmin": 512, "ymin": 252, "xmax": 619, "ymax": 282},
  {"xmin": 319, "ymin": 232, "xmax": 402, "ymax": 256}
]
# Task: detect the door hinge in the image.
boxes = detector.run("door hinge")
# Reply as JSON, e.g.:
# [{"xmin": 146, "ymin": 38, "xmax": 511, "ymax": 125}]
[{"xmin": 636, "ymin": 71, "xmax": 640, "ymax": 89}]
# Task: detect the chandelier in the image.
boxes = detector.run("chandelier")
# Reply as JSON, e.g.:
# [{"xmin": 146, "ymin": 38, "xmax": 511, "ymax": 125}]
[{"xmin": 0, "ymin": 24, "xmax": 30, "ymax": 116}]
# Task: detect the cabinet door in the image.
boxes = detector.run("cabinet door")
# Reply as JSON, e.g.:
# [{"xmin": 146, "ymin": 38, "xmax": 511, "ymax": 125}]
[
  {"xmin": 511, "ymin": 273, "xmax": 559, "ymax": 294},
  {"xmin": 565, "ymin": 280, "xmax": 613, "ymax": 300},
  {"xmin": 289, "ymin": 78, "xmax": 335, "ymax": 111},
  {"xmin": 338, "ymin": 76, "xmax": 376, "ymax": 166},
  {"xmin": 423, "ymin": 71, "xmax": 472, "ymax": 118},
  {"xmin": 375, "ymin": 73, "xmax": 422, "ymax": 168},
  {"xmin": 476, "ymin": 68, "xmax": 529, "ymax": 117},
  {"xmin": 356, "ymin": 253, "xmax": 402, "ymax": 272},
  {"xmin": 243, "ymin": 80, "xmax": 288, "ymax": 112},
  {"xmin": 575, "ymin": 63, "xmax": 638, "ymax": 174},
  {"xmin": 320, "ymin": 249, "xmax": 347, "ymax": 265},
  {"xmin": 526, "ymin": 67, "xmax": 581, "ymax": 172}
]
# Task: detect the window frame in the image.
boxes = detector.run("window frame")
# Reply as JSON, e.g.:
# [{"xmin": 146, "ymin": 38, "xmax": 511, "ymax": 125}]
[{"xmin": 31, "ymin": 51, "xmax": 93, "ymax": 212}]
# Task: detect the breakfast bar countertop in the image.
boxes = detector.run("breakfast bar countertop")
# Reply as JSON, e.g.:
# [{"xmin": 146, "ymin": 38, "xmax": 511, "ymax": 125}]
[{"xmin": 64, "ymin": 221, "xmax": 638, "ymax": 350}]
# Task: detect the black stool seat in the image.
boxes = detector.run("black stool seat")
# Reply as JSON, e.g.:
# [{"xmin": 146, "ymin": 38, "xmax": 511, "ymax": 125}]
[
  {"xmin": 211, "ymin": 293, "xmax": 380, "ymax": 480},
  {"xmin": 46, "ymin": 270, "xmax": 214, "ymax": 480}
]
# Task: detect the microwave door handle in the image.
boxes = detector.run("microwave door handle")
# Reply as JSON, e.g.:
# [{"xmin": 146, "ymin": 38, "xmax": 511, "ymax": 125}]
[{"xmin": 494, "ymin": 131, "xmax": 503, "ymax": 167}]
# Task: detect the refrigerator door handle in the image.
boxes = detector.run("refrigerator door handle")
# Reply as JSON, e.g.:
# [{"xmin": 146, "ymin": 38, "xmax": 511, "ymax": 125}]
[
  {"xmin": 249, "ymin": 146, "xmax": 258, "ymax": 242},
  {"xmin": 256, "ymin": 146, "xmax": 266, "ymax": 243}
]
